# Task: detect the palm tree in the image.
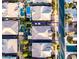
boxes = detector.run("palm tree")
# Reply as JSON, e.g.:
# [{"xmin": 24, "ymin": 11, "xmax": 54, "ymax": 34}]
[
  {"xmin": 52, "ymin": 42, "xmax": 60, "ymax": 51},
  {"xmin": 20, "ymin": 18, "xmax": 26, "ymax": 24},
  {"xmin": 52, "ymin": 0, "xmax": 58, "ymax": 14},
  {"xmin": 69, "ymin": 3, "xmax": 73, "ymax": 8},
  {"xmin": 67, "ymin": 36, "xmax": 73, "ymax": 44},
  {"xmin": 22, "ymin": 52, "xmax": 28, "ymax": 58},
  {"xmin": 23, "ymin": 45, "xmax": 28, "ymax": 51},
  {"xmin": 64, "ymin": 2, "xmax": 69, "ymax": 9},
  {"xmin": 65, "ymin": 14, "xmax": 72, "ymax": 23},
  {"xmin": 20, "ymin": 40, "xmax": 28, "ymax": 45}
]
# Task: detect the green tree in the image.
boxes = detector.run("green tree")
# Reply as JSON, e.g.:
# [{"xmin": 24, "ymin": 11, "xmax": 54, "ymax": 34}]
[
  {"xmin": 64, "ymin": 3, "xmax": 69, "ymax": 9},
  {"xmin": 65, "ymin": 14, "xmax": 72, "ymax": 23},
  {"xmin": 22, "ymin": 52, "xmax": 28, "ymax": 58},
  {"xmin": 20, "ymin": 40, "xmax": 28, "ymax": 45},
  {"xmin": 69, "ymin": 3, "xmax": 73, "ymax": 8},
  {"xmin": 67, "ymin": 36, "xmax": 73, "ymax": 44}
]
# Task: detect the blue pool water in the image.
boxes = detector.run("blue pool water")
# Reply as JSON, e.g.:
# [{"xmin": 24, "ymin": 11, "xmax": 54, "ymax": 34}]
[
  {"xmin": 20, "ymin": 8, "xmax": 25, "ymax": 16},
  {"xmin": 66, "ymin": 45, "xmax": 77, "ymax": 52},
  {"xmin": 26, "ymin": 7, "xmax": 31, "ymax": 14}
]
